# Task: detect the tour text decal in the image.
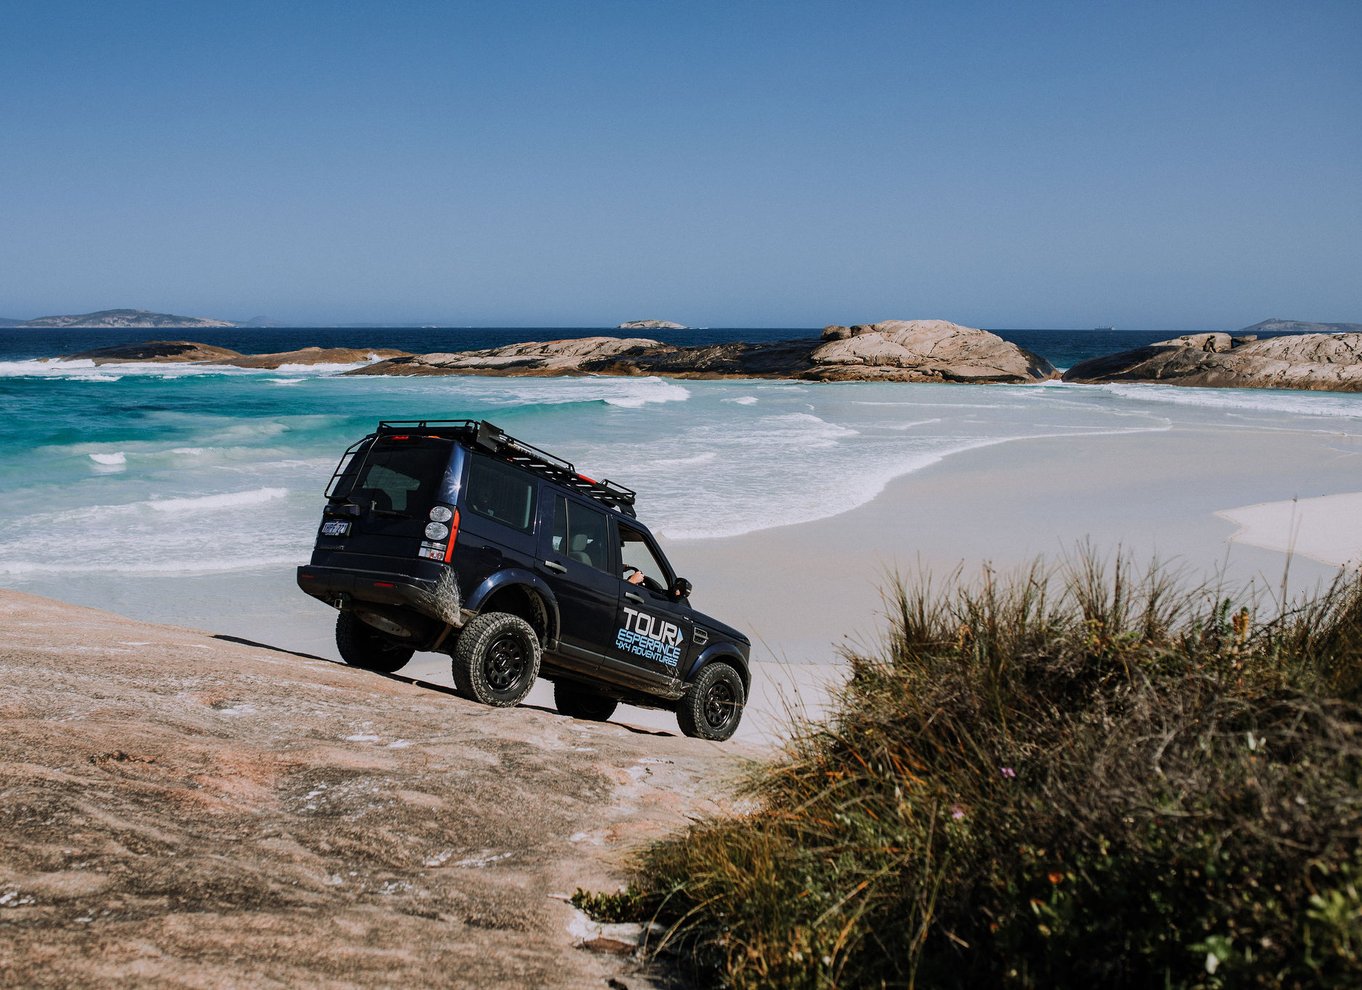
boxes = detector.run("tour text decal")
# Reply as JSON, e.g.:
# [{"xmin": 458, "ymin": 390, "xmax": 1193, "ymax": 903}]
[{"xmin": 616, "ymin": 607, "xmax": 684, "ymax": 667}]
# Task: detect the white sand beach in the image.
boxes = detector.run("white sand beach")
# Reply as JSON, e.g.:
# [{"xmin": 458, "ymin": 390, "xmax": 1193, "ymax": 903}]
[{"xmin": 1218, "ymin": 492, "xmax": 1362, "ymax": 568}]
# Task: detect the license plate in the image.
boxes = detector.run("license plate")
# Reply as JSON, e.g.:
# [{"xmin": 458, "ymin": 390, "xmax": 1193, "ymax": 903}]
[{"xmin": 321, "ymin": 520, "xmax": 351, "ymax": 537}]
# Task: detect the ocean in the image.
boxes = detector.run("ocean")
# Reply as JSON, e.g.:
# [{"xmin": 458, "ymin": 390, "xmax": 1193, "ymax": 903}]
[{"xmin": 2, "ymin": 326, "xmax": 1358, "ymax": 644}]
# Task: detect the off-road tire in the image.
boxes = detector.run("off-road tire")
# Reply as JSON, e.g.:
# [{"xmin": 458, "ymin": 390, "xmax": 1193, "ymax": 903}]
[
  {"xmin": 677, "ymin": 662, "xmax": 745, "ymax": 741},
  {"xmin": 553, "ymin": 681, "xmax": 619, "ymax": 722},
  {"xmin": 336, "ymin": 611, "xmax": 415, "ymax": 673},
  {"xmin": 452, "ymin": 612, "xmax": 541, "ymax": 707}
]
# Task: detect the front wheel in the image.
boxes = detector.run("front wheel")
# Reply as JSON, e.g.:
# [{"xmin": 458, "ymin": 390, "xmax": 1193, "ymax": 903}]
[
  {"xmin": 452, "ymin": 612, "xmax": 541, "ymax": 707},
  {"xmin": 336, "ymin": 611, "xmax": 415, "ymax": 673},
  {"xmin": 677, "ymin": 662, "xmax": 745, "ymax": 741},
  {"xmin": 554, "ymin": 681, "xmax": 618, "ymax": 722}
]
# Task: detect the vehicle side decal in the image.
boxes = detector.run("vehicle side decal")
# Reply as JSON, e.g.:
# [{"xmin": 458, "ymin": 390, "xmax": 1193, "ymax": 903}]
[{"xmin": 616, "ymin": 606, "xmax": 684, "ymax": 667}]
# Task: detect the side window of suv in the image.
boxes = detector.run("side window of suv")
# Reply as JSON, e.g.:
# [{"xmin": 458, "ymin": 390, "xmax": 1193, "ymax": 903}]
[
  {"xmin": 619, "ymin": 523, "xmax": 672, "ymax": 590},
  {"xmin": 466, "ymin": 454, "xmax": 537, "ymax": 532},
  {"xmin": 551, "ymin": 495, "xmax": 612, "ymax": 573}
]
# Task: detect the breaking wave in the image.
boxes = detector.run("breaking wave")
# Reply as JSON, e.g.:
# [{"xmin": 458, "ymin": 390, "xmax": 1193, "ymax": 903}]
[
  {"xmin": 1092, "ymin": 383, "xmax": 1362, "ymax": 419},
  {"xmin": 145, "ymin": 487, "xmax": 289, "ymax": 513}
]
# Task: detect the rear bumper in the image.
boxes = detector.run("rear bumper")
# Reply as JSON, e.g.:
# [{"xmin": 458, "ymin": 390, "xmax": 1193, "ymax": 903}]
[{"xmin": 297, "ymin": 563, "xmax": 441, "ymax": 613}]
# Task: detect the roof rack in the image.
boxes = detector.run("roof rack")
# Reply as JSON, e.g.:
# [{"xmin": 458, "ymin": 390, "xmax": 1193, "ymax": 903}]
[{"xmin": 373, "ymin": 419, "xmax": 638, "ymax": 515}]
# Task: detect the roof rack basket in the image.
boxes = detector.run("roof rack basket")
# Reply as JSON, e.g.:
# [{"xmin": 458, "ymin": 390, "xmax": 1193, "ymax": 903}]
[{"xmin": 373, "ymin": 419, "xmax": 638, "ymax": 515}]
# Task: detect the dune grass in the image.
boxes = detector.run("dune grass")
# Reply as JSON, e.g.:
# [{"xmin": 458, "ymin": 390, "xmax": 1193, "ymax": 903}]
[{"xmin": 578, "ymin": 552, "xmax": 1362, "ymax": 988}]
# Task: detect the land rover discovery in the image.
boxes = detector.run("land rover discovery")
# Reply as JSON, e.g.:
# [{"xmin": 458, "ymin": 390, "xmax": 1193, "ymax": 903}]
[{"xmin": 297, "ymin": 420, "xmax": 751, "ymax": 741}]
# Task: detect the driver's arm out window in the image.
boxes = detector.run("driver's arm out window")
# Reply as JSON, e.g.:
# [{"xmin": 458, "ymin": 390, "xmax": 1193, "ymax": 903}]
[{"xmin": 619, "ymin": 525, "xmax": 668, "ymax": 587}]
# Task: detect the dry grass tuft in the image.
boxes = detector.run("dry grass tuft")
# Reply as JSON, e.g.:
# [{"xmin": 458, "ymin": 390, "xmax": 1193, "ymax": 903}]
[{"xmin": 582, "ymin": 551, "xmax": 1362, "ymax": 988}]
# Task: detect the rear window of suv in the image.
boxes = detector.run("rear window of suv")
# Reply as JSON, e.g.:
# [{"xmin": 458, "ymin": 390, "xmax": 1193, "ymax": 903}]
[
  {"xmin": 342, "ymin": 439, "xmax": 451, "ymax": 515},
  {"xmin": 466, "ymin": 454, "xmax": 537, "ymax": 532}
]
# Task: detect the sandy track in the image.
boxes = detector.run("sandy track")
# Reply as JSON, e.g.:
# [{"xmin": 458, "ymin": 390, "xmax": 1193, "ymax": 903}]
[{"xmin": 0, "ymin": 590, "xmax": 756, "ymax": 989}]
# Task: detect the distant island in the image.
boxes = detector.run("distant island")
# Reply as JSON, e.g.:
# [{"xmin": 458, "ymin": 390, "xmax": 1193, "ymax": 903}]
[
  {"xmin": 0, "ymin": 308, "xmax": 235, "ymax": 329},
  {"xmin": 1238, "ymin": 317, "xmax": 1362, "ymax": 335},
  {"xmin": 617, "ymin": 319, "xmax": 687, "ymax": 330}
]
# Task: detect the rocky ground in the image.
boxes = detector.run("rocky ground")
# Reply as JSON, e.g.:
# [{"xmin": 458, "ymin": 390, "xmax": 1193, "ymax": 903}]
[{"xmin": 0, "ymin": 590, "xmax": 757, "ymax": 989}]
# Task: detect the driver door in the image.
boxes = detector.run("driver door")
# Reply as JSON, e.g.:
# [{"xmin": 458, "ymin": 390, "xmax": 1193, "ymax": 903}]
[{"xmin": 601, "ymin": 521, "xmax": 695, "ymax": 688}]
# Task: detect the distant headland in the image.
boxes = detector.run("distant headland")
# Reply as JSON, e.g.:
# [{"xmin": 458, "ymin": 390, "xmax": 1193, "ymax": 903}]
[{"xmin": 0, "ymin": 308, "xmax": 235, "ymax": 329}]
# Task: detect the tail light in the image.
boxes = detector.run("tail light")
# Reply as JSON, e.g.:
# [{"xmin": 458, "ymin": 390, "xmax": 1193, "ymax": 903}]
[
  {"xmin": 417, "ymin": 505, "xmax": 460, "ymax": 562},
  {"xmin": 443, "ymin": 508, "xmax": 461, "ymax": 562}
]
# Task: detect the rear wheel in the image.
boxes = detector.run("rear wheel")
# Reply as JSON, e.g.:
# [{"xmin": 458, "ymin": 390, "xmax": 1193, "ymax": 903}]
[
  {"xmin": 677, "ymin": 662, "xmax": 745, "ymax": 741},
  {"xmin": 553, "ymin": 681, "xmax": 619, "ymax": 722},
  {"xmin": 336, "ymin": 611, "xmax": 415, "ymax": 673},
  {"xmin": 452, "ymin": 612, "xmax": 541, "ymax": 707}
]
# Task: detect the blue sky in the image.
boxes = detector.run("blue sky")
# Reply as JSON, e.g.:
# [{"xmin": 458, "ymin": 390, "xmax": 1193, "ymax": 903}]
[{"xmin": 2, "ymin": 0, "xmax": 1358, "ymax": 329}]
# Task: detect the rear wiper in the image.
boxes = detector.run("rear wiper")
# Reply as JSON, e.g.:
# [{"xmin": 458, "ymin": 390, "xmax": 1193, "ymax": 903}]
[
  {"xmin": 324, "ymin": 497, "xmax": 362, "ymax": 518},
  {"xmin": 369, "ymin": 507, "xmax": 415, "ymax": 519}
]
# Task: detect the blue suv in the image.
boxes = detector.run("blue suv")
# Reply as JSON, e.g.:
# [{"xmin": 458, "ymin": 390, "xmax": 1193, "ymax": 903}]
[{"xmin": 297, "ymin": 420, "xmax": 751, "ymax": 741}]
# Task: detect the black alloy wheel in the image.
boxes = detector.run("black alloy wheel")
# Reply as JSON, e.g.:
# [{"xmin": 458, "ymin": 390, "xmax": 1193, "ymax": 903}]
[
  {"xmin": 452, "ymin": 611, "xmax": 542, "ymax": 707},
  {"xmin": 484, "ymin": 632, "xmax": 527, "ymax": 692},
  {"xmin": 677, "ymin": 661, "xmax": 745, "ymax": 741}
]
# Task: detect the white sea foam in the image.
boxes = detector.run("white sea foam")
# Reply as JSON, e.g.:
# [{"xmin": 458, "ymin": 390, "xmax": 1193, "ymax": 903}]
[
  {"xmin": 88, "ymin": 452, "xmax": 126, "ymax": 466},
  {"xmin": 0, "ymin": 355, "xmax": 370, "ymax": 382},
  {"xmin": 269, "ymin": 377, "xmax": 304, "ymax": 385},
  {"xmin": 0, "ymin": 553, "xmax": 304, "ymax": 577},
  {"xmin": 1091, "ymin": 383, "xmax": 1362, "ymax": 419},
  {"xmin": 432, "ymin": 375, "xmax": 692, "ymax": 409},
  {"xmin": 273, "ymin": 362, "xmax": 371, "ymax": 375},
  {"xmin": 724, "ymin": 395, "xmax": 759, "ymax": 405},
  {"xmin": 146, "ymin": 487, "xmax": 289, "ymax": 513}
]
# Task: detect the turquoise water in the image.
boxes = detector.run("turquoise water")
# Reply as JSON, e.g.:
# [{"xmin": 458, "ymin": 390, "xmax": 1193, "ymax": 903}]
[{"xmin": 2, "ymin": 329, "xmax": 1360, "ymax": 639}]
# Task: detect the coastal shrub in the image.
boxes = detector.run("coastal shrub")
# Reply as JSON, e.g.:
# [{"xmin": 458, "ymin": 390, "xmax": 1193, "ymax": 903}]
[{"xmin": 595, "ymin": 554, "xmax": 1362, "ymax": 989}]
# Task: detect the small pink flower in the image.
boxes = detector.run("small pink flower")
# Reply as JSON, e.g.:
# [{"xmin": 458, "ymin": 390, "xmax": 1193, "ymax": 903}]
[
  {"xmin": 1000, "ymin": 767, "xmax": 1016, "ymax": 779},
  {"xmin": 951, "ymin": 806, "xmax": 965, "ymax": 820}
]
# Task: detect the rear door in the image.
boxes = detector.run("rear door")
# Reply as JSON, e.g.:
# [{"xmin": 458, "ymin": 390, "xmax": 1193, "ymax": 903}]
[
  {"xmin": 322, "ymin": 436, "xmax": 454, "ymax": 560},
  {"xmin": 452, "ymin": 451, "xmax": 541, "ymax": 592},
  {"xmin": 535, "ymin": 493, "xmax": 620, "ymax": 666}
]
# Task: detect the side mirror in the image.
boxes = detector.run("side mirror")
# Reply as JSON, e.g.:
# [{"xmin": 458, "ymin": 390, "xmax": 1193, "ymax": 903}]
[{"xmin": 670, "ymin": 577, "xmax": 692, "ymax": 601}]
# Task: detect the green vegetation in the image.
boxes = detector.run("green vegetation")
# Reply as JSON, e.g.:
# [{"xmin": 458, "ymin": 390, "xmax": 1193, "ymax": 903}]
[{"xmin": 592, "ymin": 554, "xmax": 1362, "ymax": 988}]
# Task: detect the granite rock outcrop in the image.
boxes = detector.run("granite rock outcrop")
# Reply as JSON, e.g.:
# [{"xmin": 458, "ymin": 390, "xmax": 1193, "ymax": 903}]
[
  {"xmin": 57, "ymin": 322, "xmax": 1059, "ymax": 385},
  {"xmin": 355, "ymin": 337, "xmax": 662, "ymax": 376},
  {"xmin": 66, "ymin": 340, "xmax": 244, "ymax": 364},
  {"xmin": 352, "ymin": 321, "xmax": 1057, "ymax": 384},
  {"xmin": 810, "ymin": 320, "xmax": 1056, "ymax": 382},
  {"xmin": 617, "ymin": 319, "xmax": 687, "ymax": 330},
  {"xmin": 1062, "ymin": 332, "xmax": 1362, "ymax": 392},
  {"xmin": 63, "ymin": 341, "xmax": 407, "ymax": 368}
]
